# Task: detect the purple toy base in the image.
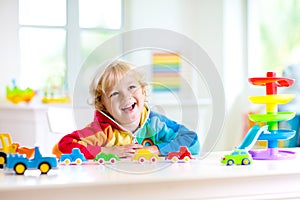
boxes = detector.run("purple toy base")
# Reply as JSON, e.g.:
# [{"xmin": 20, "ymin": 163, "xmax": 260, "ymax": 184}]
[{"xmin": 249, "ymin": 148, "xmax": 296, "ymax": 160}]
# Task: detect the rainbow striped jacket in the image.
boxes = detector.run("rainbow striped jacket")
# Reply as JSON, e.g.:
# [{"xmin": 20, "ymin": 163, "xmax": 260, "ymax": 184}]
[{"xmin": 54, "ymin": 105, "xmax": 200, "ymax": 159}]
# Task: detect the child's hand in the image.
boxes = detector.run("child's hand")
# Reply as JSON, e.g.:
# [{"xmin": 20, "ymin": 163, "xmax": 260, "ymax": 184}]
[
  {"xmin": 101, "ymin": 144, "xmax": 143, "ymax": 158},
  {"xmin": 143, "ymin": 145, "xmax": 160, "ymax": 155}
]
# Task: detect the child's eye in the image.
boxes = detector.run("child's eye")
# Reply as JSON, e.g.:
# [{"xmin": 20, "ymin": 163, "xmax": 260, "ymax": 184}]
[
  {"xmin": 109, "ymin": 91, "xmax": 119, "ymax": 98},
  {"xmin": 129, "ymin": 85, "xmax": 137, "ymax": 90}
]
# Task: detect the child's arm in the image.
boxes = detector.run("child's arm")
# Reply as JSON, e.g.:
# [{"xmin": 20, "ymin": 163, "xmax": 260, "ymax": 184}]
[
  {"xmin": 151, "ymin": 112, "xmax": 200, "ymax": 155},
  {"xmin": 57, "ymin": 129, "xmax": 101, "ymax": 159},
  {"xmin": 56, "ymin": 119, "xmax": 141, "ymax": 159},
  {"xmin": 157, "ymin": 125, "xmax": 200, "ymax": 155},
  {"xmin": 101, "ymin": 144, "xmax": 143, "ymax": 158},
  {"xmin": 56, "ymin": 117, "xmax": 112, "ymax": 159}
]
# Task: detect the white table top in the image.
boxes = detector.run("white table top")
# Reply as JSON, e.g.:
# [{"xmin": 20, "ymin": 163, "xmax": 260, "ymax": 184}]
[{"xmin": 1, "ymin": 148, "xmax": 300, "ymax": 200}]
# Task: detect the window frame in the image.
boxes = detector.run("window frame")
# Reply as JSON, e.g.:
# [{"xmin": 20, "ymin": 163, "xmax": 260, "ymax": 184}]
[{"xmin": 18, "ymin": 0, "xmax": 124, "ymax": 95}]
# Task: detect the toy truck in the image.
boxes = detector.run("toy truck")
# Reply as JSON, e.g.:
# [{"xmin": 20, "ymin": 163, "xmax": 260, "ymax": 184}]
[
  {"xmin": 166, "ymin": 146, "xmax": 193, "ymax": 163},
  {"xmin": 6, "ymin": 146, "xmax": 57, "ymax": 175},
  {"xmin": 0, "ymin": 133, "xmax": 34, "ymax": 168}
]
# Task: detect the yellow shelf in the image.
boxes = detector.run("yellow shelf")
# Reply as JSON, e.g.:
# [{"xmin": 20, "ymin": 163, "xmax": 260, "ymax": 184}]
[{"xmin": 248, "ymin": 94, "xmax": 294, "ymax": 104}]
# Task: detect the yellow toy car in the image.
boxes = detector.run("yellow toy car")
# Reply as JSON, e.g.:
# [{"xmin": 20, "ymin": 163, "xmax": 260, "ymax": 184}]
[{"xmin": 132, "ymin": 149, "xmax": 160, "ymax": 163}]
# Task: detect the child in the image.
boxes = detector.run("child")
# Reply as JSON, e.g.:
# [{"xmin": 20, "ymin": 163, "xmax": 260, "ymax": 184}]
[{"xmin": 53, "ymin": 60, "xmax": 200, "ymax": 159}]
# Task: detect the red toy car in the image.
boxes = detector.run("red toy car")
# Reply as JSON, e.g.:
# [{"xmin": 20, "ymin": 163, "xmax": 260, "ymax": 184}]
[{"xmin": 166, "ymin": 146, "xmax": 193, "ymax": 163}]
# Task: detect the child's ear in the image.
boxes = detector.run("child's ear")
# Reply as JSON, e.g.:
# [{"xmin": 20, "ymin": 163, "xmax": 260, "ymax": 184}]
[{"xmin": 142, "ymin": 87, "xmax": 147, "ymax": 96}]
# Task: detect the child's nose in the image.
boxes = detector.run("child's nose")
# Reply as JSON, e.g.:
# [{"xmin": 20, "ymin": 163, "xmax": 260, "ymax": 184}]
[{"xmin": 121, "ymin": 91, "xmax": 132, "ymax": 100}]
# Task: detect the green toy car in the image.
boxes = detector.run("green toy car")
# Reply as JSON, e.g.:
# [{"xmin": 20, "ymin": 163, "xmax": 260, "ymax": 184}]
[
  {"xmin": 221, "ymin": 149, "xmax": 253, "ymax": 166},
  {"xmin": 94, "ymin": 152, "xmax": 120, "ymax": 164}
]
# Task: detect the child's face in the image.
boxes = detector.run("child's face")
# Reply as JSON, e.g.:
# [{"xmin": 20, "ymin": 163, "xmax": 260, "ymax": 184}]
[{"xmin": 103, "ymin": 73, "xmax": 145, "ymax": 128}]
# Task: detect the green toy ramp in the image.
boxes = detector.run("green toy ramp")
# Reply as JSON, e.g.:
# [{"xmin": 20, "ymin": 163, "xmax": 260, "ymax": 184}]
[{"xmin": 249, "ymin": 111, "xmax": 295, "ymax": 122}]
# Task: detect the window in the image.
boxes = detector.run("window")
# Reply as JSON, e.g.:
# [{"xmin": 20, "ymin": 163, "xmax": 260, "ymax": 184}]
[
  {"xmin": 18, "ymin": 0, "xmax": 122, "ymax": 96},
  {"xmin": 248, "ymin": 0, "xmax": 300, "ymax": 76}
]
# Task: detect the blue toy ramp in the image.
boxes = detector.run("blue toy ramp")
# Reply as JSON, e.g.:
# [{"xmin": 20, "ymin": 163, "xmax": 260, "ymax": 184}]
[{"xmin": 237, "ymin": 125, "xmax": 268, "ymax": 151}]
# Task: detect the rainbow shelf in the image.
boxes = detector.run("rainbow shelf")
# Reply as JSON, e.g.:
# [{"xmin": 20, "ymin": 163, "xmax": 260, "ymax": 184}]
[
  {"xmin": 152, "ymin": 53, "xmax": 181, "ymax": 92},
  {"xmin": 248, "ymin": 72, "xmax": 296, "ymax": 160}
]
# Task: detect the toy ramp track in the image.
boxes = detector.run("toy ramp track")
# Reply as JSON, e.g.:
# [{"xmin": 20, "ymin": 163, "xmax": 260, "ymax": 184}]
[{"xmin": 237, "ymin": 125, "xmax": 268, "ymax": 151}]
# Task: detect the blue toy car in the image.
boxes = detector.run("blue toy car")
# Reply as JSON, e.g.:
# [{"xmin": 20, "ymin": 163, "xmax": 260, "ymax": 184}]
[
  {"xmin": 6, "ymin": 146, "xmax": 57, "ymax": 175},
  {"xmin": 59, "ymin": 148, "xmax": 87, "ymax": 165}
]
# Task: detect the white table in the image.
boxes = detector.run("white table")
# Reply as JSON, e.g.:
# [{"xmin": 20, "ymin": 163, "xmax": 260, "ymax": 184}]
[{"xmin": 1, "ymin": 148, "xmax": 300, "ymax": 200}]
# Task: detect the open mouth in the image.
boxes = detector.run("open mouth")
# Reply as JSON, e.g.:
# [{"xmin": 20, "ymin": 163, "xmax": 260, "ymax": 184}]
[{"xmin": 121, "ymin": 102, "xmax": 136, "ymax": 113}]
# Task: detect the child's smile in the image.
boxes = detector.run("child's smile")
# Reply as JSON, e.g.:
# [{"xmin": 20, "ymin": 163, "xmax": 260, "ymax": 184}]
[{"xmin": 121, "ymin": 102, "xmax": 137, "ymax": 113}]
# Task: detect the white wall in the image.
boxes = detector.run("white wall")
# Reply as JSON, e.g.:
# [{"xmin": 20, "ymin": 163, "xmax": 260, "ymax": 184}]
[
  {"xmin": 218, "ymin": 0, "xmax": 249, "ymax": 150},
  {"xmin": 124, "ymin": 0, "xmax": 224, "ymax": 75}
]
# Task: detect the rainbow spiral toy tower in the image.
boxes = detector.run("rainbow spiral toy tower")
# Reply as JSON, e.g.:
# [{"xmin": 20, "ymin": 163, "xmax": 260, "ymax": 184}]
[{"xmin": 248, "ymin": 72, "xmax": 296, "ymax": 160}]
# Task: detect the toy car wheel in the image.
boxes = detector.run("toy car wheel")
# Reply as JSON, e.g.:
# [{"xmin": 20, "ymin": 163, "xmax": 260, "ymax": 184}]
[
  {"xmin": 150, "ymin": 156, "xmax": 157, "ymax": 163},
  {"xmin": 138, "ymin": 157, "xmax": 145, "ymax": 164},
  {"xmin": 98, "ymin": 158, "xmax": 105, "ymax": 165},
  {"xmin": 227, "ymin": 159, "xmax": 234, "ymax": 166},
  {"xmin": 242, "ymin": 158, "xmax": 250, "ymax": 165},
  {"xmin": 0, "ymin": 152, "xmax": 6, "ymax": 169},
  {"xmin": 75, "ymin": 158, "xmax": 83, "ymax": 165},
  {"xmin": 109, "ymin": 158, "xmax": 117, "ymax": 164},
  {"xmin": 171, "ymin": 156, "xmax": 179, "ymax": 163},
  {"xmin": 183, "ymin": 156, "xmax": 190, "ymax": 163},
  {"xmin": 39, "ymin": 162, "xmax": 51, "ymax": 174},
  {"xmin": 63, "ymin": 158, "xmax": 71, "ymax": 165},
  {"xmin": 14, "ymin": 163, "xmax": 27, "ymax": 175}
]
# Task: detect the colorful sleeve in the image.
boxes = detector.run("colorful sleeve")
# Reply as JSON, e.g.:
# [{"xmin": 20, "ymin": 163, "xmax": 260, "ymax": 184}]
[
  {"xmin": 150, "ymin": 112, "xmax": 200, "ymax": 155},
  {"xmin": 57, "ymin": 119, "xmax": 115, "ymax": 159},
  {"xmin": 56, "ymin": 117, "xmax": 133, "ymax": 159},
  {"xmin": 57, "ymin": 127, "xmax": 102, "ymax": 159}
]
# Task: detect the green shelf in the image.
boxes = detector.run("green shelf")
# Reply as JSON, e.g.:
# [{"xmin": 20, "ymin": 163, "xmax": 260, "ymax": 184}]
[{"xmin": 248, "ymin": 111, "xmax": 295, "ymax": 122}]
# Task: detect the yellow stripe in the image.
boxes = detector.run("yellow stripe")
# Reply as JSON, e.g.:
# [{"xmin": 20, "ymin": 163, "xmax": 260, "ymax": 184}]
[{"xmin": 140, "ymin": 106, "xmax": 148, "ymax": 126}]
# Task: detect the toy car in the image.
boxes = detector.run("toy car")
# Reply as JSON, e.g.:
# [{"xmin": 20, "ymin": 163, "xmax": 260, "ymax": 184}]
[
  {"xmin": 221, "ymin": 149, "xmax": 253, "ymax": 166},
  {"xmin": 6, "ymin": 146, "xmax": 57, "ymax": 175},
  {"xmin": 166, "ymin": 146, "xmax": 193, "ymax": 163},
  {"xmin": 94, "ymin": 152, "xmax": 120, "ymax": 164},
  {"xmin": 132, "ymin": 149, "xmax": 160, "ymax": 163},
  {"xmin": 59, "ymin": 148, "xmax": 87, "ymax": 165}
]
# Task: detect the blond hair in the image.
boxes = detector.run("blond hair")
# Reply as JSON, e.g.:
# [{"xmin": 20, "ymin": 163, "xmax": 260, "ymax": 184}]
[{"xmin": 89, "ymin": 60, "xmax": 147, "ymax": 111}]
